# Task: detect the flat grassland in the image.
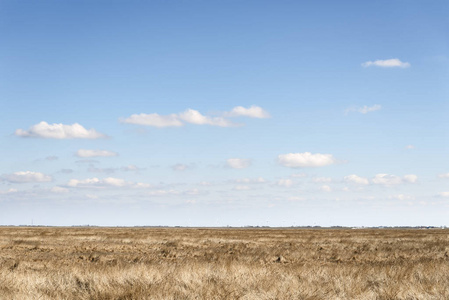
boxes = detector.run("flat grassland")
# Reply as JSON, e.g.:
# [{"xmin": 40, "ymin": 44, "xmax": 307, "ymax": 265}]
[{"xmin": 1, "ymin": 227, "xmax": 449, "ymax": 299}]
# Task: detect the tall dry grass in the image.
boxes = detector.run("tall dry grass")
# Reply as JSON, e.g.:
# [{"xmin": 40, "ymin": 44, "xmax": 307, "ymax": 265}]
[{"xmin": 0, "ymin": 227, "xmax": 448, "ymax": 299}]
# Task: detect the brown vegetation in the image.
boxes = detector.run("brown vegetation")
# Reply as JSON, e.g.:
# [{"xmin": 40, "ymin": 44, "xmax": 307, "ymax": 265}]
[{"xmin": 0, "ymin": 227, "xmax": 448, "ymax": 299}]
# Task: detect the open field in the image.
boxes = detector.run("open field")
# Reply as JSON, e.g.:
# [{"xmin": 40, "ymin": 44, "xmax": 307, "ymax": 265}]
[{"xmin": 1, "ymin": 227, "xmax": 449, "ymax": 299}]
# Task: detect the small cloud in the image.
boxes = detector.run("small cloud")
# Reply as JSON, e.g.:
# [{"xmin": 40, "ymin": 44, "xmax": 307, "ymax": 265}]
[
  {"xmin": 1, "ymin": 171, "xmax": 52, "ymax": 183},
  {"xmin": 290, "ymin": 173, "xmax": 307, "ymax": 178},
  {"xmin": 178, "ymin": 109, "xmax": 237, "ymax": 127},
  {"xmin": 225, "ymin": 105, "xmax": 271, "ymax": 119},
  {"xmin": 233, "ymin": 177, "xmax": 266, "ymax": 184},
  {"xmin": 120, "ymin": 165, "xmax": 141, "ymax": 172},
  {"xmin": 147, "ymin": 189, "xmax": 180, "ymax": 197},
  {"xmin": 120, "ymin": 113, "xmax": 183, "ymax": 127},
  {"xmin": 87, "ymin": 166, "xmax": 117, "ymax": 174},
  {"xmin": 134, "ymin": 182, "xmax": 152, "ymax": 188},
  {"xmin": 183, "ymin": 188, "xmax": 202, "ymax": 196},
  {"xmin": 45, "ymin": 156, "xmax": 58, "ymax": 161},
  {"xmin": 226, "ymin": 158, "xmax": 251, "ymax": 169},
  {"xmin": 76, "ymin": 149, "xmax": 118, "ymax": 158},
  {"xmin": 362, "ymin": 58, "xmax": 410, "ymax": 68},
  {"xmin": 344, "ymin": 174, "xmax": 369, "ymax": 185},
  {"xmin": 313, "ymin": 177, "xmax": 332, "ymax": 183},
  {"xmin": 253, "ymin": 177, "xmax": 266, "ymax": 183},
  {"xmin": 75, "ymin": 159, "xmax": 100, "ymax": 164},
  {"xmin": 59, "ymin": 169, "xmax": 74, "ymax": 174},
  {"xmin": 405, "ymin": 145, "xmax": 415, "ymax": 150},
  {"xmin": 120, "ymin": 108, "xmax": 240, "ymax": 128},
  {"xmin": 0, "ymin": 188, "xmax": 18, "ymax": 195},
  {"xmin": 438, "ymin": 173, "xmax": 449, "ymax": 178},
  {"xmin": 389, "ymin": 194, "xmax": 415, "ymax": 201},
  {"xmin": 278, "ymin": 152, "xmax": 337, "ymax": 168},
  {"xmin": 321, "ymin": 185, "xmax": 332, "ymax": 192},
  {"xmin": 67, "ymin": 177, "xmax": 150, "ymax": 189},
  {"xmin": 171, "ymin": 164, "xmax": 191, "ymax": 171},
  {"xmin": 15, "ymin": 122, "xmax": 106, "ymax": 139},
  {"xmin": 277, "ymin": 179, "xmax": 293, "ymax": 187},
  {"xmin": 122, "ymin": 165, "xmax": 138, "ymax": 171},
  {"xmin": 198, "ymin": 181, "xmax": 212, "ymax": 186},
  {"xmin": 88, "ymin": 165, "xmax": 144, "ymax": 173},
  {"xmin": 403, "ymin": 174, "xmax": 418, "ymax": 184},
  {"xmin": 121, "ymin": 106, "xmax": 270, "ymax": 129},
  {"xmin": 372, "ymin": 174, "xmax": 418, "ymax": 186},
  {"xmin": 345, "ymin": 104, "xmax": 381, "ymax": 115},
  {"xmin": 372, "ymin": 174, "xmax": 402, "ymax": 186},
  {"xmin": 50, "ymin": 186, "xmax": 69, "ymax": 193},
  {"xmin": 288, "ymin": 196, "xmax": 305, "ymax": 202},
  {"xmin": 438, "ymin": 192, "xmax": 449, "ymax": 198}
]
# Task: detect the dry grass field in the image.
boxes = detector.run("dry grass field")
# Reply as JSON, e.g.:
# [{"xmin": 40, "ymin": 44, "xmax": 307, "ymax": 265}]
[{"xmin": 1, "ymin": 227, "xmax": 449, "ymax": 300}]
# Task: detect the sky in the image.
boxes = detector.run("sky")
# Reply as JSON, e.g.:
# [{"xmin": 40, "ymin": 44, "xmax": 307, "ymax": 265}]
[{"xmin": 0, "ymin": 0, "xmax": 448, "ymax": 226}]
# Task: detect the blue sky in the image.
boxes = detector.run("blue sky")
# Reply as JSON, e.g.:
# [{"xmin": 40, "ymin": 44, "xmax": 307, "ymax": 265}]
[{"xmin": 1, "ymin": 0, "xmax": 448, "ymax": 226}]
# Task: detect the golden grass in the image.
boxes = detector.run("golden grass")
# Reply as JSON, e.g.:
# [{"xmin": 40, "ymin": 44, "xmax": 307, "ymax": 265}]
[{"xmin": 1, "ymin": 227, "xmax": 449, "ymax": 299}]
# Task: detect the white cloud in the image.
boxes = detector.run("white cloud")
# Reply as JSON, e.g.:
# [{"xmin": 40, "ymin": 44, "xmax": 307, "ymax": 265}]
[
  {"xmin": 178, "ymin": 109, "xmax": 236, "ymax": 127},
  {"xmin": 438, "ymin": 173, "xmax": 449, "ymax": 178},
  {"xmin": 1, "ymin": 171, "xmax": 52, "ymax": 183},
  {"xmin": 362, "ymin": 58, "xmax": 410, "ymax": 68},
  {"xmin": 198, "ymin": 181, "xmax": 212, "ymax": 186},
  {"xmin": 225, "ymin": 105, "xmax": 271, "ymax": 119},
  {"xmin": 234, "ymin": 177, "xmax": 266, "ymax": 184},
  {"xmin": 234, "ymin": 185, "xmax": 251, "ymax": 191},
  {"xmin": 321, "ymin": 185, "xmax": 332, "ymax": 192},
  {"xmin": 120, "ymin": 113, "xmax": 183, "ymax": 127},
  {"xmin": 120, "ymin": 165, "xmax": 142, "ymax": 172},
  {"xmin": 147, "ymin": 189, "xmax": 180, "ymax": 196},
  {"xmin": 389, "ymin": 194, "xmax": 415, "ymax": 201},
  {"xmin": 439, "ymin": 192, "xmax": 449, "ymax": 198},
  {"xmin": 288, "ymin": 196, "xmax": 305, "ymax": 202},
  {"xmin": 0, "ymin": 188, "xmax": 18, "ymax": 195},
  {"xmin": 146, "ymin": 187, "xmax": 206, "ymax": 197},
  {"xmin": 226, "ymin": 158, "xmax": 251, "ymax": 169},
  {"xmin": 76, "ymin": 149, "xmax": 118, "ymax": 158},
  {"xmin": 120, "ymin": 106, "xmax": 270, "ymax": 128},
  {"xmin": 372, "ymin": 174, "xmax": 402, "ymax": 186},
  {"xmin": 403, "ymin": 174, "xmax": 418, "ymax": 183},
  {"xmin": 183, "ymin": 188, "xmax": 202, "ymax": 196},
  {"xmin": 291, "ymin": 173, "xmax": 307, "ymax": 178},
  {"xmin": 345, "ymin": 105, "xmax": 381, "ymax": 114},
  {"xmin": 171, "ymin": 164, "xmax": 192, "ymax": 171},
  {"xmin": 358, "ymin": 105, "xmax": 382, "ymax": 114},
  {"xmin": 67, "ymin": 177, "xmax": 150, "ymax": 189},
  {"xmin": 371, "ymin": 174, "xmax": 418, "ymax": 186},
  {"xmin": 278, "ymin": 152, "xmax": 337, "ymax": 168},
  {"xmin": 405, "ymin": 145, "xmax": 415, "ymax": 150},
  {"xmin": 50, "ymin": 186, "xmax": 69, "ymax": 193},
  {"xmin": 277, "ymin": 179, "xmax": 293, "ymax": 187},
  {"xmin": 313, "ymin": 177, "xmax": 332, "ymax": 183},
  {"xmin": 134, "ymin": 182, "xmax": 152, "ymax": 188},
  {"xmin": 88, "ymin": 167, "xmax": 117, "ymax": 174},
  {"xmin": 344, "ymin": 174, "xmax": 369, "ymax": 185},
  {"xmin": 121, "ymin": 108, "xmax": 239, "ymax": 128},
  {"xmin": 15, "ymin": 122, "xmax": 106, "ymax": 139},
  {"xmin": 253, "ymin": 177, "xmax": 266, "ymax": 183}
]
